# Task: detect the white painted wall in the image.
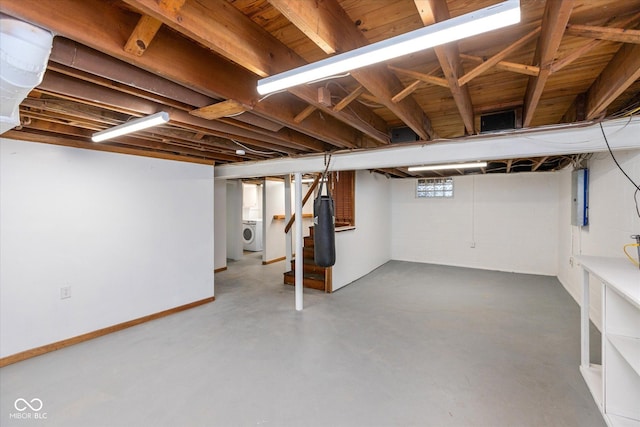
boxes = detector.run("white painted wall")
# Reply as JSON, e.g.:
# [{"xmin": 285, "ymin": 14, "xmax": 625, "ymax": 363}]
[
  {"xmin": 333, "ymin": 171, "xmax": 392, "ymax": 291},
  {"xmin": 242, "ymin": 182, "xmax": 262, "ymax": 220},
  {"xmin": 264, "ymin": 179, "xmax": 285, "ymax": 263},
  {"xmin": 214, "ymin": 179, "xmax": 227, "ymax": 270},
  {"xmin": 557, "ymin": 149, "xmax": 640, "ymax": 330},
  {"xmin": 262, "ymin": 179, "xmax": 313, "ymax": 265},
  {"xmin": 225, "ymin": 180, "xmax": 243, "ymax": 261},
  {"xmin": 391, "ymin": 172, "xmax": 559, "ymax": 275},
  {"xmin": 0, "ymin": 139, "xmax": 214, "ymax": 358}
]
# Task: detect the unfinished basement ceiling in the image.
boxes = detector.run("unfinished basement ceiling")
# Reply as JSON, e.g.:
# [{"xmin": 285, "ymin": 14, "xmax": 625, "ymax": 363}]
[{"xmin": 1, "ymin": 0, "xmax": 639, "ymax": 177}]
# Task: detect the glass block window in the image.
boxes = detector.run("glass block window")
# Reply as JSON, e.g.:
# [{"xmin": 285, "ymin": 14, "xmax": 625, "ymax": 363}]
[{"xmin": 416, "ymin": 178, "xmax": 454, "ymax": 198}]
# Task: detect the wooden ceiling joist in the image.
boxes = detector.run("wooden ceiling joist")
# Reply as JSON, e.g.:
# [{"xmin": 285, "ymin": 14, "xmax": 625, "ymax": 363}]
[
  {"xmin": 190, "ymin": 100, "xmax": 247, "ymax": 120},
  {"xmin": 458, "ymin": 28, "xmax": 541, "ymax": 87},
  {"xmin": 392, "ymin": 80, "xmax": 423, "ymax": 104},
  {"xmin": 551, "ymin": 12, "xmax": 640, "ymax": 74},
  {"xmin": 523, "ymin": 0, "xmax": 575, "ymax": 127},
  {"xmin": 388, "ymin": 65, "xmax": 449, "ymax": 88},
  {"xmin": 267, "ymin": 0, "xmax": 437, "ymax": 141},
  {"xmin": 333, "ymin": 86, "xmax": 365, "ymax": 113},
  {"xmin": 414, "ymin": 0, "xmax": 475, "ymax": 135},
  {"xmin": 532, "ymin": 156, "xmax": 548, "ymax": 172},
  {"xmin": 123, "ymin": 15, "xmax": 162, "ymax": 56},
  {"xmin": 1, "ymin": 0, "xmax": 365, "ymax": 150},
  {"xmin": 459, "ymin": 54, "xmax": 539, "ymax": 77},
  {"xmin": 36, "ymin": 71, "xmax": 321, "ymax": 153},
  {"xmin": 565, "ymin": 24, "xmax": 640, "ymax": 45},
  {"xmin": 293, "ymin": 105, "xmax": 317, "ymax": 124},
  {"xmin": 122, "ymin": 0, "xmax": 389, "ymax": 146},
  {"xmin": 585, "ymin": 43, "xmax": 640, "ymax": 120}
]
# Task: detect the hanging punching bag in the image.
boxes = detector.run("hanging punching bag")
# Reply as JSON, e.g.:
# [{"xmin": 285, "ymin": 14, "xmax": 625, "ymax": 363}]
[{"xmin": 313, "ymin": 177, "xmax": 336, "ymax": 267}]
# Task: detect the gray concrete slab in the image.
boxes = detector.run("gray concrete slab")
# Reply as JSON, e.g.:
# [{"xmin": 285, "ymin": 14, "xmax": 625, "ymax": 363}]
[{"xmin": 0, "ymin": 256, "xmax": 604, "ymax": 426}]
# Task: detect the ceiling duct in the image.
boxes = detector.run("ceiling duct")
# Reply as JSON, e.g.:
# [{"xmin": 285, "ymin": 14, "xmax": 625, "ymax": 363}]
[
  {"xmin": 480, "ymin": 109, "xmax": 521, "ymax": 133},
  {"xmin": 0, "ymin": 15, "xmax": 53, "ymax": 135}
]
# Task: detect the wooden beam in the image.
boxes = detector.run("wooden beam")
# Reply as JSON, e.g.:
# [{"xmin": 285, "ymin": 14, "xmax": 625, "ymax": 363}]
[
  {"xmin": 268, "ymin": 0, "xmax": 436, "ymax": 140},
  {"xmin": 532, "ymin": 156, "xmax": 548, "ymax": 171},
  {"xmin": 414, "ymin": 0, "xmax": 475, "ymax": 135},
  {"xmin": 123, "ymin": 0, "xmax": 389, "ymax": 145},
  {"xmin": 506, "ymin": 159, "xmax": 513, "ymax": 173},
  {"xmin": 267, "ymin": 0, "xmax": 342, "ymax": 55},
  {"xmin": 460, "ymin": 54, "xmax": 540, "ymax": 77},
  {"xmin": 293, "ymin": 105, "xmax": 317, "ymax": 124},
  {"xmin": 585, "ymin": 43, "xmax": 640, "ymax": 120},
  {"xmin": 550, "ymin": 39, "xmax": 601, "ymax": 74},
  {"xmin": 565, "ymin": 24, "xmax": 640, "ymax": 44},
  {"xmin": 523, "ymin": 0, "xmax": 574, "ymax": 127},
  {"xmin": 0, "ymin": 0, "xmax": 363, "ymax": 149},
  {"xmin": 392, "ymin": 80, "xmax": 423, "ymax": 104},
  {"xmin": 333, "ymin": 86, "xmax": 365, "ymax": 112},
  {"xmin": 458, "ymin": 28, "xmax": 541, "ymax": 86},
  {"xmin": 37, "ymin": 71, "xmax": 323, "ymax": 153},
  {"xmin": 123, "ymin": 14, "xmax": 162, "ymax": 56},
  {"xmin": 551, "ymin": 13, "xmax": 640, "ymax": 74},
  {"xmin": 388, "ymin": 65, "xmax": 449, "ymax": 88},
  {"xmin": 190, "ymin": 100, "xmax": 246, "ymax": 120}
]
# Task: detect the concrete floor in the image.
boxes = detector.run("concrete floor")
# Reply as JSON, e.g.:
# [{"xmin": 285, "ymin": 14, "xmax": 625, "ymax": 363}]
[{"xmin": 1, "ymin": 255, "xmax": 604, "ymax": 427}]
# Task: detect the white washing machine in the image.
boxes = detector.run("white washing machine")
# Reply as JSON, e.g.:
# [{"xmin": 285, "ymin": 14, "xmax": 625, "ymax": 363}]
[{"xmin": 242, "ymin": 219, "xmax": 263, "ymax": 251}]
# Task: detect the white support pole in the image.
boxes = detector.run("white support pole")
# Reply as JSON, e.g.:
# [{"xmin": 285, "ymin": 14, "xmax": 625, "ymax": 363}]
[
  {"xmin": 294, "ymin": 172, "xmax": 303, "ymax": 311},
  {"xmin": 284, "ymin": 174, "xmax": 292, "ymax": 268}
]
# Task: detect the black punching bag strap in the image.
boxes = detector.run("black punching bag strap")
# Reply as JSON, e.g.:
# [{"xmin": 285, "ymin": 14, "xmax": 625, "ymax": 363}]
[{"xmin": 313, "ymin": 155, "xmax": 336, "ymax": 267}]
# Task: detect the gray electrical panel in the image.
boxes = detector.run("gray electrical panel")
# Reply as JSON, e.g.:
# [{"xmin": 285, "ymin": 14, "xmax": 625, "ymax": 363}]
[{"xmin": 571, "ymin": 169, "xmax": 588, "ymax": 226}]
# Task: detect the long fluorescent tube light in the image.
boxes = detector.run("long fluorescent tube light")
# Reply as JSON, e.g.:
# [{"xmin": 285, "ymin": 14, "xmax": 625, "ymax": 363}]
[
  {"xmin": 257, "ymin": 0, "xmax": 520, "ymax": 95},
  {"xmin": 92, "ymin": 112, "xmax": 169, "ymax": 142},
  {"xmin": 408, "ymin": 162, "xmax": 487, "ymax": 172}
]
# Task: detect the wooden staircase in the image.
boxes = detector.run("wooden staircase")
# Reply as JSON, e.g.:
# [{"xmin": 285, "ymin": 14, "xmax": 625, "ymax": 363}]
[{"xmin": 283, "ymin": 225, "xmax": 332, "ymax": 292}]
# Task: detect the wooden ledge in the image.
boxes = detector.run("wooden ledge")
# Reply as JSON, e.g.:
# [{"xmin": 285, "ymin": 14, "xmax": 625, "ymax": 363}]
[{"xmin": 273, "ymin": 213, "xmax": 313, "ymax": 220}]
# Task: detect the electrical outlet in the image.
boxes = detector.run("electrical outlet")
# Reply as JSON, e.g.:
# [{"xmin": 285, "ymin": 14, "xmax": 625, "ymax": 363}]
[{"xmin": 60, "ymin": 286, "xmax": 71, "ymax": 299}]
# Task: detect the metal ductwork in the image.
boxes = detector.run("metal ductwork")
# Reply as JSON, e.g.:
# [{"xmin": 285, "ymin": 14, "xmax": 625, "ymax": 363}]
[{"xmin": 0, "ymin": 15, "xmax": 53, "ymax": 135}]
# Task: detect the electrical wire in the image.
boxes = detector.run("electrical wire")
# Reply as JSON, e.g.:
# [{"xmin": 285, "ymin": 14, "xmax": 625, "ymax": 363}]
[
  {"xmin": 231, "ymin": 139, "xmax": 279, "ymax": 156},
  {"xmin": 623, "ymin": 243, "xmax": 640, "ymax": 267},
  {"xmin": 599, "ymin": 122, "xmax": 640, "ymax": 218}
]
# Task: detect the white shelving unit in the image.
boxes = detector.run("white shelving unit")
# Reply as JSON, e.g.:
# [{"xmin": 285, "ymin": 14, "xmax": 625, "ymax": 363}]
[{"xmin": 577, "ymin": 256, "xmax": 640, "ymax": 427}]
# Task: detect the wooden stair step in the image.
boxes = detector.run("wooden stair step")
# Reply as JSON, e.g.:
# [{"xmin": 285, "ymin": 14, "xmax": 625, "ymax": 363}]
[
  {"xmin": 283, "ymin": 270, "xmax": 325, "ymax": 291},
  {"xmin": 290, "ymin": 259, "xmax": 326, "ymax": 275},
  {"xmin": 303, "ymin": 246, "xmax": 314, "ymax": 258}
]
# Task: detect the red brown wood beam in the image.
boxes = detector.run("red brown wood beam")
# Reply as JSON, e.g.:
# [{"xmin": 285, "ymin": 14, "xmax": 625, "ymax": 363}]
[
  {"xmin": 585, "ymin": 43, "xmax": 640, "ymax": 120},
  {"xmin": 0, "ymin": 0, "xmax": 363, "ymax": 149},
  {"xmin": 523, "ymin": 0, "xmax": 574, "ymax": 127},
  {"xmin": 414, "ymin": 0, "xmax": 475, "ymax": 135},
  {"xmin": 21, "ymin": 96, "xmax": 286, "ymax": 156},
  {"xmin": 36, "ymin": 71, "xmax": 321, "ymax": 153},
  {"xmin": 122, "ymin": 0, "xmax": 389, "ymax": 145},
  {"xmin": 267, "ymin": 0, "xmax": 436, "ymax": 141}
]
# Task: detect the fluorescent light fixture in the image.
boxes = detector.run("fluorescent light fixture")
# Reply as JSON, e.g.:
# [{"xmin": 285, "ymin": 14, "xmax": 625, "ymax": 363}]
[
  {"xmin": 408, "ymin": 161, "xmax": 487, "ymax": 172},
  {"xmin": 92, "ymin": 111, "xmax": 169, "ymax": 142},
  {"xmin": 257, "ymin": 0, "xmax": 520, "ymax": 95}
]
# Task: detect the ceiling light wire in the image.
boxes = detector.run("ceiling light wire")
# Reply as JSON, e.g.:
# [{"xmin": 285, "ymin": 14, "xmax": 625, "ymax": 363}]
[{"xmin": 231, "ymin": 139, "xmax": 279, "ymax": 156}]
